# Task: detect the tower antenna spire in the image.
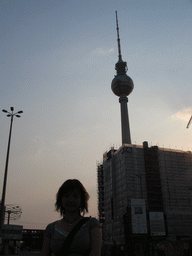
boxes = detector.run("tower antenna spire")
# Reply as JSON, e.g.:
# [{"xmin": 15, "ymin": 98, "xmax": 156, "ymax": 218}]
[{"xmin": 116, "ymin": 11, "xmax": 122, "ymax": 61}]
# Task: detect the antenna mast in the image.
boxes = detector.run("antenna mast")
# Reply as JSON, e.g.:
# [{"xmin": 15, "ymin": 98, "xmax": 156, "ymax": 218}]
[{"xmin": 116, "ymin": 11, "xmax": 122, "ymax": 61}]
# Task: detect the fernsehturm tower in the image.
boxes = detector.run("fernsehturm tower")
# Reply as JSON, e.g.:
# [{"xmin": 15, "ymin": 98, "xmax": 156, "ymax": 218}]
[{"xmin": 111, "ymin": 11, "xmax": 134, "ymax": 145}]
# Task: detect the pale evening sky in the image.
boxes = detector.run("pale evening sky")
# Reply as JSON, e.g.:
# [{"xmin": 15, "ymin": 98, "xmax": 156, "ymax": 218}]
[{"xmin": 0, "ymin": 0, "xmax": 192, "ymax": 229}]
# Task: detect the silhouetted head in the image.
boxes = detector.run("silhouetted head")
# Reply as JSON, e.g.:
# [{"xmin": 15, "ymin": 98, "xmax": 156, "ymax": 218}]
[{"xmin": 55, "ymin": 179, "xmax": 90, "ymax": 216}]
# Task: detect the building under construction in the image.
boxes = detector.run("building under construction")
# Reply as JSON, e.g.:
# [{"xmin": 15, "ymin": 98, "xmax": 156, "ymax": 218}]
[{"xmin": 97, "ymin": 142, "xmax": 192, "ymax": 255}]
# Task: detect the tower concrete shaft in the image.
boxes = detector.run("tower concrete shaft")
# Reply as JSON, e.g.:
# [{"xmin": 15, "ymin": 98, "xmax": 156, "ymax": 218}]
[{"xmin": 119, "ymin": 95, "xmax": 131, "ymax": 144}]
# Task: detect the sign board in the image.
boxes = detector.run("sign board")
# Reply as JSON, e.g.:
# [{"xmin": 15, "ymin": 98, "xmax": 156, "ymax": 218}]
[
  {"xmin": 149, "ymin": 212, "xmax": 166, "ymax": 236},
  {"xmin": 131, "ymin": 199, "xmax": 148, "ymax": 234},
  {"xmin": 2, "ymin": 225, "xmax": 23, "ymax": 240}
]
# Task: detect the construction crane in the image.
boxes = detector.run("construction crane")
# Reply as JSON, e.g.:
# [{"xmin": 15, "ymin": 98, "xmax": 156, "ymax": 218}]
[{"xmin": 186, "ymin": 115, "xmax": 192, "ymax": 128}]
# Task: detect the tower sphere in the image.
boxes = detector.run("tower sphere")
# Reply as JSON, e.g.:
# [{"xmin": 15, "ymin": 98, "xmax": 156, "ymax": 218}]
[{"xmin": 111, "ymin": 73, "xmax": 134, "ymax": 97}]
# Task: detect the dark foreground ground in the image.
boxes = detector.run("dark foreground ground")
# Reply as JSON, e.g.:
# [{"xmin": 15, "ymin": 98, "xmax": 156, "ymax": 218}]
[
  {"xmin": 19, "ymin": 253, "xmax": 40, "ymax": 256},
  {"xmin": 3, "ymin": 252, "xmax": 41, "ymax": 256}
]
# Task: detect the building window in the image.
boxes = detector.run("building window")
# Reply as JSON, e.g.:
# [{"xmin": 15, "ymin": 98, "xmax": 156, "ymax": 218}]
[{"xmin": 134, "ymin": 207, "xmax": 143, "ymax": 214}]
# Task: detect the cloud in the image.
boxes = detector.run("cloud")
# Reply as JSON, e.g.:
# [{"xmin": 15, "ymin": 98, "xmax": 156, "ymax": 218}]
[
  {"xmin": 171, "ymin": 107, "xmax": 192, "ymax": 122},
  {"xmin": 92, "ymin": 47, "xmax": 114, "ymax": 55}
]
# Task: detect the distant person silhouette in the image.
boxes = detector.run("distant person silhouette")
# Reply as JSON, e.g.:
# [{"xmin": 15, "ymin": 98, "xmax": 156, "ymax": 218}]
[{"xmin": 41, "ymin": 179, "xmax": 102, "ymax": 256}]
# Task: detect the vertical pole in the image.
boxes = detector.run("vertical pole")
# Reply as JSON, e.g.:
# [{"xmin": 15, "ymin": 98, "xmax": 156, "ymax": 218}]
[
  {"xmin": 7, "ymin": 211, "xmax": 11, "ymax": 225},
  {"xmin": 0, "ymin": 114, "xmax": 14, "ymax": 234}
]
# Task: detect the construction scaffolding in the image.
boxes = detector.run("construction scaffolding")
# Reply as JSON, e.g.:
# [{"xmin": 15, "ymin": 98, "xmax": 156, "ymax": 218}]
[{"xmin": 97, "ymin": 142, "xmax": 192, "ymax": 256}]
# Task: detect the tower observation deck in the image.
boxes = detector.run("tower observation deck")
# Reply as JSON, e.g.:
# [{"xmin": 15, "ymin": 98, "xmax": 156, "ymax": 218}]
[{"xmin": 111, "ymin": 11, "xmax": 134, "ymax": 145}]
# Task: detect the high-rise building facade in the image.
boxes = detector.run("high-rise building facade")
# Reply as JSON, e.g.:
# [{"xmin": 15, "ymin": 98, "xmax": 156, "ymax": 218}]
[{"xmin": 97, "ymin": 142, "xmax": 192, "ymax": 255}]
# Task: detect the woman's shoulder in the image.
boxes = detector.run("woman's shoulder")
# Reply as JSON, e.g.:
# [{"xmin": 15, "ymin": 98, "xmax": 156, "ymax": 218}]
[
  {"xmin": 46, "ymin": 220, "xmax": 58, "ymax": 228},
  {"xmin": 44, "ymin": 221, "xmax": 58, "ymax": 236},
  {"xmin": 87, "ymin": 216, "xmax": 101, "ymax": 229}
]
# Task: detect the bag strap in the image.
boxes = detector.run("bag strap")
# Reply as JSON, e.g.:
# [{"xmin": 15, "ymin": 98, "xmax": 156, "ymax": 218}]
[{"xmin": 57, "ymin": 217, "xmax": 90, "ymax": 256}]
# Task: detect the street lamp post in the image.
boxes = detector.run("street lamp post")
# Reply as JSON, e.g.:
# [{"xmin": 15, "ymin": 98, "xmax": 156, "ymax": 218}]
[{"xmin": 0, "ymin": 107, "xmax": 23, "ymax": 236}]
